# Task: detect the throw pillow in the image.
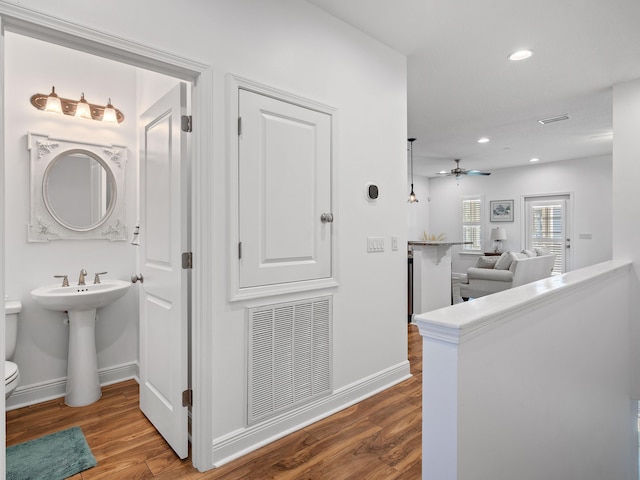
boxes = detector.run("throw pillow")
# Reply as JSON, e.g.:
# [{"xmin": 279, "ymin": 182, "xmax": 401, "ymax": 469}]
[
  {"xmin": 475, "ymin": 256, "xmax": 499, "ymax": 269},
  {"xmin": 510, "ymin": 252, "xmax": 527, "ymax": 261},
  {"xmin": 534, "ymin": 247, "xmax": 551, "ymax": 256},
  {"xmin": 494, "ymin": 252, "xmax": 513, "ymax": 270},
  {"xmin": 522, "ymin": 249, "xmax": 536, "ymax": 257}
]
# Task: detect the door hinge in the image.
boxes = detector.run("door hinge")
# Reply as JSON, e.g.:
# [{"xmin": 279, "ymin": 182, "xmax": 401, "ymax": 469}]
[
  {"xmin": 238, "ymin": 242, "xmax": 242, "ymax": 259},
  {"xmin": 181, "ymin": 115, "xmax": 193, "ymax": 133},
  {"xmin": 182, "ymin": 389, "xmax": 193, "ymax": 407},
  {"xmin": 182, "ymin": 251, "xmax": 193, "ymax": 269},
  {"xmin": 238, "ymin": 117, "xmax": 242, "ymax": 136}
]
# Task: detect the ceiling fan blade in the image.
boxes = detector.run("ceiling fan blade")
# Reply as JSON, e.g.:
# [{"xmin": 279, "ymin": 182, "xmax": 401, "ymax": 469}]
[{"xmin": 466, "ymin": 170, "xmax": 491, "ymax": 176}]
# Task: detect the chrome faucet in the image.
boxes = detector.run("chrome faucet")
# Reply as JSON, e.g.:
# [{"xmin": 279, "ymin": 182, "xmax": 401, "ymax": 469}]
[
  {"xmin": 94, "ymin": 272, "xmax": 107, "ymax": 284},
  {"xmin": 78, "ymin": 269, "xmax": 87, "ymax": 286}
]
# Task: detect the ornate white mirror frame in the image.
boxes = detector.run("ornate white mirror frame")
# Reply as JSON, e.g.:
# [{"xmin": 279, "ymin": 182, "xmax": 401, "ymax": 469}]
[{"xmin": 27, "ymin": 132, "xmax": 128, "ymax": 241}]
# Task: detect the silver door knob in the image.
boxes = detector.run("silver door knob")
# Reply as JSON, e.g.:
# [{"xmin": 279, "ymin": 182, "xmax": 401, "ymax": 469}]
[
  {"xmin": 131, "ymin": 273, "xmax": 144, "ymax": 283},
  {"xmin": 320, "ymin": 213, "xmax": 334, "ymax": 223}
]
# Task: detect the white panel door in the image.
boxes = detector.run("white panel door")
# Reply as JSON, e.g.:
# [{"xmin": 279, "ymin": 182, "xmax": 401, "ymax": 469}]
[
  {"xmin": 239, "ymin": 88, "xmax": 332, "ymax": 288},
  {"xmin": 139, "ymin": 83, "xmax": 189, "ymax": 458}
]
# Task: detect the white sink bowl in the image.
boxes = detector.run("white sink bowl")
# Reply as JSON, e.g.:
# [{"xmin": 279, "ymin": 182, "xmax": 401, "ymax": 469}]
[{"xmin": 31, "ymin": 279, "xmax": 131, "ymax": 312}]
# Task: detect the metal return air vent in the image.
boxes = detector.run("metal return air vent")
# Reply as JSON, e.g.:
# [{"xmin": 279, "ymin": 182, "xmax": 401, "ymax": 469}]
[{"xmin": 247, "ymin": 296, "xmax": 332, "ymax": 425}]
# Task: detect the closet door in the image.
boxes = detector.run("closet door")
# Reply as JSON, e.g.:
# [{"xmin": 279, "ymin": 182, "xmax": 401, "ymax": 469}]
[{"xmin": 238, "ymin": 88, "xmax": 333, "ymax": 289}]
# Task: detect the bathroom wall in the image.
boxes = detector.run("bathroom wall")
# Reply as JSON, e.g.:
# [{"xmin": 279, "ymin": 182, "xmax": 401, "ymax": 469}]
[{"xmin": 4, "ymin": 33, "xmax": 139, "ymax": 407}]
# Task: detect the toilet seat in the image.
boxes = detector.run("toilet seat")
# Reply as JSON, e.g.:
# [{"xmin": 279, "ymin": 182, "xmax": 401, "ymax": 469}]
[{"xmin": 5, "ymin": 361, "xmax": 18, "ymax": 385}]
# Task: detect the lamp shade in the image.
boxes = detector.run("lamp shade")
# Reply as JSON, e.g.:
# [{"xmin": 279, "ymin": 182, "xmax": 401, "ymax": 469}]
[
  {"xmin": 102, "ymin": 98, "xmax": 118, "ymax": 124},
  {"xmin": 75, "ymin": 93, "xmax": 92, "ymax": 119},
  {"xmin": 44, "ymin": 86, "xmax": 62, "ymax": 114},
  {"xmin": 490, "ymin": 227, "xmax": 507, "ymax": 241}
]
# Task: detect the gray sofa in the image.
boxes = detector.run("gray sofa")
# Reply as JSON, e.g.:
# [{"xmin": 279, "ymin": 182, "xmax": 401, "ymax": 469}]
[{"xmin": 459, "ymin": 250, "xmax": 556, "ymax": 299}]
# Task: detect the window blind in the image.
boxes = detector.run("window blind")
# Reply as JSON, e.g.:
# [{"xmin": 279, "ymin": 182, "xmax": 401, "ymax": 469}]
[
  {"xmin": 529, "ymin": 204, "xmax": 563, "ymax": 273},
  {"xmin": 525, "ymin": 196, "xmax": 569, "ymax": 274},
  {"xmin": 462, "ymin": 197, "xmax": 482, "ymax": 251}
]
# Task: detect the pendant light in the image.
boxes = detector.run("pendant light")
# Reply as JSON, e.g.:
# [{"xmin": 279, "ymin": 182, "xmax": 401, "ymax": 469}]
[{"xmin": 408, "ymin": 138, "xmax": 418, "ymax": 203}]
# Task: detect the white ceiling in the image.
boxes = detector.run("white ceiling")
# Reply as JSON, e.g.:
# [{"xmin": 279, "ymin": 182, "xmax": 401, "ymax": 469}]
[{"xmin": 307, "ymin": 0, "xmax": 640, "ymax": 176}]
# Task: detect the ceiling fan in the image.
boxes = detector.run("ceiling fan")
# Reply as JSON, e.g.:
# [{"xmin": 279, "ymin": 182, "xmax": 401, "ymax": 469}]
[{"xmin": 439, "ymin": 159, "xmax": 491, "ymax": 178}]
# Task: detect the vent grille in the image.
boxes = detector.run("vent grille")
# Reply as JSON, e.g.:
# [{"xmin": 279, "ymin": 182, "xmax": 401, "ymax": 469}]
[
  {"xmin": 248, "ymin": 296, "xmax": 332, "ymax": 424},
  {"xmin": 538, "ymin": 114, "xmax": 570, "ymax": 125}
]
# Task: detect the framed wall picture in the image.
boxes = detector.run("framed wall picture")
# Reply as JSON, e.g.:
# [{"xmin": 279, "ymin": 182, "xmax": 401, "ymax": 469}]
[{"xmin": 490, "ymin": 199, "xmax": 514, "ymax": 222}]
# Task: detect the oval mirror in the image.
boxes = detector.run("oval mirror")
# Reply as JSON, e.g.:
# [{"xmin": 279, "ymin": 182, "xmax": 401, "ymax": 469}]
[{"xmin": 42, "ymin": 150, "xmax": 116, "ymax": 231}]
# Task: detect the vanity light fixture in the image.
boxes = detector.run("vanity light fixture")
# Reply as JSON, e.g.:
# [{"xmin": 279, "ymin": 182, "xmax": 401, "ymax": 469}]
[
  {"xmin": 30, "ymin": 87, "xmax": 125, "ymax": 124},
  {"xmin": 407, "ymin": 138, "xmax": 418, "ymax": 203}
]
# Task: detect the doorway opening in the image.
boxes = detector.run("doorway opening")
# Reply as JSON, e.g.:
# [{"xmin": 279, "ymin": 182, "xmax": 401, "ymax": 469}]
[{"xmin": 0, "ymin": 12, "xmax": 211, "ymax": 472}]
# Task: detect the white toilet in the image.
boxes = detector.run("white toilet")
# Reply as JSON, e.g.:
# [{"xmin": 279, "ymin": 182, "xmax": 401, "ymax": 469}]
[{"xmin": 5, "ymin": 300, "xmax": 21, "ymax": 399}]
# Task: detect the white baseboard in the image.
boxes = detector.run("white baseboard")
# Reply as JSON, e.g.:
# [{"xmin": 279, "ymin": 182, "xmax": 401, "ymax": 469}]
[
  {"xmin": 6, "ymin": 362, "xmax": 139, "ymax": 411},
  {"xmin": 210, "ymin": 360, "xmax": 411, "ymax": 468}
]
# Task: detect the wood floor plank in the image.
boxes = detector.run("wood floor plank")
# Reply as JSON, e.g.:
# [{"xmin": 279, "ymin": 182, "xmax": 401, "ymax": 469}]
[{"xmin": 5, "ymin": 324, "xmax": 423, "ymax": 479}]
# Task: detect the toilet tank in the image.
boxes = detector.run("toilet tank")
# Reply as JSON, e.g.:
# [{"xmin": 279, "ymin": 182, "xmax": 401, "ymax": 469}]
[{"xmin": 4, "ymin": 301, "xmax": 21, "ymax": 360}]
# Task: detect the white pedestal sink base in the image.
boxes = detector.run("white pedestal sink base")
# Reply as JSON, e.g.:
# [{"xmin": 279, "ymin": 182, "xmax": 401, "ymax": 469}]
[{"xmin": 65, "ymin": 309, "xmax": 102, "ymax": 407}]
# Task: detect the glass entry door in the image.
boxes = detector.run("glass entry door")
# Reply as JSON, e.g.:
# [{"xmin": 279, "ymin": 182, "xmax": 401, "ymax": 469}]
[{"xmin": 524, "ymin": 195, "xmax": 570, "ymax": 274}]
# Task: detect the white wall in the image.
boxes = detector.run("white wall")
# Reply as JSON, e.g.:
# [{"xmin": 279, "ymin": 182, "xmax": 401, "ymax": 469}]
[
  {"xmin": 426, "ymin": 155, "xmax": 612, "ymax": 274},
  {"xmin": 613, "ymin": 78, "xmax": 640, "ymax": 402},
  {"xmin": 6, "ymin": 0, "xmax": 409, "ymax": 464},
  {"xmin": 4, "ymin": 33, "xmax": 140, "ymax": 405}
]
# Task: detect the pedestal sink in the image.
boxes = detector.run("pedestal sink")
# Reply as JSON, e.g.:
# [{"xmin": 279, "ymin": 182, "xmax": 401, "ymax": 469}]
[{"xmin": 31, "ymin": 279, "xmax": 131, "ymax": 407}]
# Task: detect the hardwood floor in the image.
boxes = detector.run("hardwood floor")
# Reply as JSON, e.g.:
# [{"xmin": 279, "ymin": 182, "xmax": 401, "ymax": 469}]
[{"xmin": 6, "ymin": 323, "xmax": 422, "ymax": 479}]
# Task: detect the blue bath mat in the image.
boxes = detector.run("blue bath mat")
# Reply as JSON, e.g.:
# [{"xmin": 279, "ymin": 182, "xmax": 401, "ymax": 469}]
[{"xmin": 6, "ymin": 426, "xmax": 97, "ymax": 480}]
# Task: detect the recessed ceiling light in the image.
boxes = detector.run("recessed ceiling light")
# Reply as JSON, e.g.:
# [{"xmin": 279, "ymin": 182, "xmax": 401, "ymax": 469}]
[
  {"xmin": 530, "ymin": 158, "xmax": 540, "ymax": 162},
  {"xmin": 439, "ymin": 170, "xmax": 447, "ymax": 174},
  {"xmin": 509, "ymin": 49, "xmax": 533, "ymax": 61},
  {"xmin": 477, "ymin": 137, "xmax": 490, "ymax": 144}
]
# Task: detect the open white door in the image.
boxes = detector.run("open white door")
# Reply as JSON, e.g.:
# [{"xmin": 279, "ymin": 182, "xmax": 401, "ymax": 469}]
[{"xmin": 138, "ymin": 83, "xmax": 189, "ymax": 458}]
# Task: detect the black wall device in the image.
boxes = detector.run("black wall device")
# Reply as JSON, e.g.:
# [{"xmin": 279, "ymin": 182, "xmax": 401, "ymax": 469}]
[{"xmin": 367, "ymin": 183, "xmax": 379, "ymax": 200}]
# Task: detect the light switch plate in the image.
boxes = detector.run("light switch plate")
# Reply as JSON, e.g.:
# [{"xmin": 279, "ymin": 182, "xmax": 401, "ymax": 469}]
[
  {"xmin": 391, "ymin": 236, "xmax": 398, "ymax": 251},
  {"xmin": 367, "ymin": 236, "xmax": 385, "ymax": 252}
]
